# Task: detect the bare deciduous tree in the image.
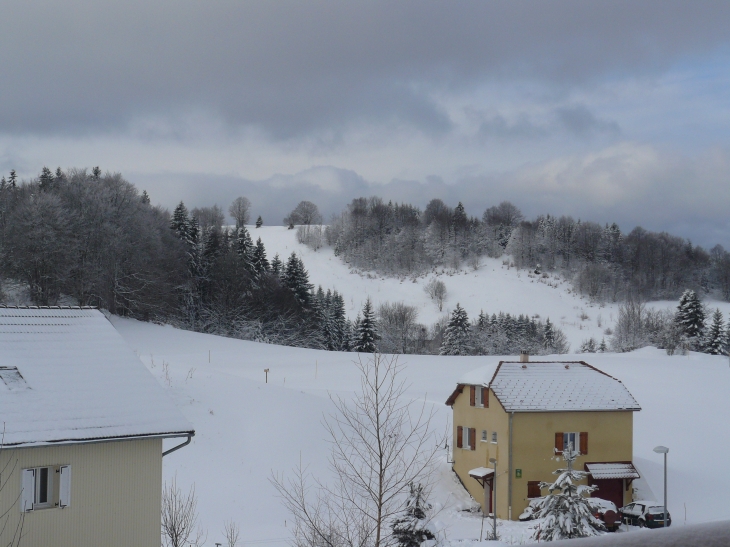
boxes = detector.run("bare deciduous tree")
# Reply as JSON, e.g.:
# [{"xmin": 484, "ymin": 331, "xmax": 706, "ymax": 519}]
[
  {"xmin": 272, "ymin": 354, "xmax": 440, "ymax": 547},
  {"xmin": 161, "ymin": 477, "xmax": 206, "ymax": 547},
  {"xmin": 424, "ymin": 278, "xmax": 447, "ymax": 312},
  {"xmin": 224, "ymin": 520, "xmax": 240, "ymax": 547},
  {"xmin": 377, "ymin": 302, "xmax": 420, "ymax": 354},
  {"xmin": 285, "ymin": 201, "xmax": 323, "ymax": 226},
  {"xmin": 229, "ymin": 197, "xmax": 252, "ymax": 228}
]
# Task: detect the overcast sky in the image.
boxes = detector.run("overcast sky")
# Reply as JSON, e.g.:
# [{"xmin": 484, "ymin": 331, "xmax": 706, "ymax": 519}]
[{"xmin": 1, "ymin": 1, "xmax": 729, "ymax": 247}]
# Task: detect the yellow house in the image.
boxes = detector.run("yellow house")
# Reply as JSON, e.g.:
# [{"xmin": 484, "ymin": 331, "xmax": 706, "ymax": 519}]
[
  {"xmin": 445, "ymin": 355, "xmax": 641, "ymax": 521},
  {"xmin": 0, "ymin": 307, "xmax": 194, "ymax": 547}
]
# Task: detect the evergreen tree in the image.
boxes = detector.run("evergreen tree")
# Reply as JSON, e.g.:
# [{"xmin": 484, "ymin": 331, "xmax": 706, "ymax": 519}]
[
  {"xmin": 283, "ymin": 252, "xmax": 313, "ymax": 307},
  {"xmin": 598, "ymin": 338, "xmax": 608, "ymax": 353},
  {"xmin": 270, "ymin": 253, "xmax": 282, "ymax": 276},
  {"xmin": 255, "ymin": 215, "xmax": 263, "ymax": 228},
  {"xmin": 391, "ymin": 482, "xmax": 435, "ymax": 547},
  {"xmin": 92, "ymin": 166, "xmax": 101, "ymax": 179},
  {"xmin": 331, "ymin": 291, "xmax": 348, "ymax": 351},
  {"xmin": 676, "ymin": 289, "xmax": 706, "ymax": 346},
  {"xmin": 8, "ymin": 169, "xmax": 17, "ymax": 188},
  {"xmin": 141, "ymin": 190, "xmax": 151, "ymax": 204},
  {"xmin": 354, "ymin": 298, "xmax": 378, "ymax": 352},
  {"xmin": 477, "ymin": 310, "xmax": 488, "ymax": 330},
  {"xmin": 170, "ymin": 201, "xmax": 191, "ymax": 239},
  {"xmin": 543, "ymin": 318, "xmax": 556, "ymax": 351},
  {"xmin": 252, "ymin": 237, "xmax": 270, "ymax": 276},
  {"xmin": 440, "ymin": 304, "xmax": 472, "ymax": 355},
  {"xmin": 532, "ymin": 442, "xmax": 606, "ymax": 541},
  {"xmin": 54, "ymin": 167, "xmax": 66, "ymax": 183},
  {"xmin": 39, "ymin": 166, "xmax": 54, "ymax": 191},
  {"xmin": 705, "ymin": 309, "xmax": 726, "ymax": 355}
]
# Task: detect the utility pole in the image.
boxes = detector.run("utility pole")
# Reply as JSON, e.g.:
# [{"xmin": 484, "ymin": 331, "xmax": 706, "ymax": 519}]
[{"xmin": 489, "ymin": 457, "xmax": 497, "ymax": 540}]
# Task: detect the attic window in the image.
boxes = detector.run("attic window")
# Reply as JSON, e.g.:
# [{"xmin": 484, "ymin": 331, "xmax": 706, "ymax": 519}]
[{"xmin": 0, "ymin": 367, "xmax": 29, "ymax": 390}]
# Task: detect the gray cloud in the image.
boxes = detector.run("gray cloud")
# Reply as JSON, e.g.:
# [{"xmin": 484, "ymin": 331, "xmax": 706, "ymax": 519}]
[
  {"xmin": 132, "ymin": 143, "xmax": 730, "ymax": 249},
  {"xmin": 1, "ymin": 1, "xmax": 729, "ymax": 138}
]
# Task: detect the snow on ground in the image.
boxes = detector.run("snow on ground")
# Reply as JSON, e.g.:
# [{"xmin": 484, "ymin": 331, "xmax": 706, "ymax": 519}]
[
  {"xmin": 251, "ymin": 226, "xmax": 730, "ymax": 350},
  {"xmin": 112, "ymin": 316, "xmax": 730, "ymax": 546}
]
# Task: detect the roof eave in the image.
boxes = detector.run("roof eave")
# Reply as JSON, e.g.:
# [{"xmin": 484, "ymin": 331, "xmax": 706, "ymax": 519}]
[{"xmin": 4, "ymin": 429, "xmax": 196, "ymax": 450}]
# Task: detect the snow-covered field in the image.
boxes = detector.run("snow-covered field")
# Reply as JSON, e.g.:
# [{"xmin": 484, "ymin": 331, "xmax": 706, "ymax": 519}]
[
  {"xmin": 251, "ymin": 226, "xmax": 730, "ymax": 350},
  {"xmin": 112, "ymin": 316, "xmax": 730, "ymax": 546}
]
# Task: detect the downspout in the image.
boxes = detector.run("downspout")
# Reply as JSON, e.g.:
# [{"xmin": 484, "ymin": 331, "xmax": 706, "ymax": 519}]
[
  {"xmin": 162, "ymin": 434, "xmax": 194, "ymax": 457},
  {"xmin": 508, "ymin": 412, "xmax": 514, "ymax": 521}
]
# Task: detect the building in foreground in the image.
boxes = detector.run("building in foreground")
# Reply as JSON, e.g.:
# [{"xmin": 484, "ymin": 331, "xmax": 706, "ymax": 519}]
[
  {"xmin": 445, "ymin": 355, "xmax": 641, "ymax": 520},
  {"xmin": 0, "ymin": 307, "xmax": 194, "ymax": 547}
]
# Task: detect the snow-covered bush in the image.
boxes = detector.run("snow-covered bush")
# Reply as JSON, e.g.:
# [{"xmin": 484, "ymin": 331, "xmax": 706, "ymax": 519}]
[{"xmin": 390, "ymin": 482, "xmax": 436, "ymax": 547}]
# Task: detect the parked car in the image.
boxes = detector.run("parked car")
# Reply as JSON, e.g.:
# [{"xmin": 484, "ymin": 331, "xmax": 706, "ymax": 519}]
[
  {"xmin": 589, "ymin": 498, "xmax": 620, "ymax": 532},
  {"xmin": 619, "ymin": 501, "xmax": 672, "ymax": 528}
]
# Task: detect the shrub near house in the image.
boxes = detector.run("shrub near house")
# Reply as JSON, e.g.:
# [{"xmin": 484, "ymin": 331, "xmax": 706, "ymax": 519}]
[{"xmin": 446, "ymin": 355, "xmax": 641, "ymax": 520}]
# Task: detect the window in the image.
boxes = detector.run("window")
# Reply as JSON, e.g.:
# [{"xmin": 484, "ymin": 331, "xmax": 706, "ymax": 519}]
[
  {"xmin": 475, "ymin": 387, "xmax": 488, "ymax": 408},
  {"xmin": 21, "ymin": 465, "xmax": 71, "ymax": 512},
  {"xmin": 481, "ymin": 430, "xmax": 488, "ymax": 442},
  {"xmin": 491, "ymin": 431, "xmax": 497, "ymax": 444},
  {"xmin": 563, "ymin": 432, "xmax": 578, "ymax": 452},
  {"xmin": 464, "ymin": 427, "xmax": 472, "ymax": 449}
]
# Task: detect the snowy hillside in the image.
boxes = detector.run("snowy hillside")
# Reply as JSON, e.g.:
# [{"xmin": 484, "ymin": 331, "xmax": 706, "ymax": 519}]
[
  {"xmin": 113, "ymin": 316, "xmax": 730, "ymax": 545},
  {"xmin": 250, "ymin": 226, "xmax": 730, "ymax": 350}
]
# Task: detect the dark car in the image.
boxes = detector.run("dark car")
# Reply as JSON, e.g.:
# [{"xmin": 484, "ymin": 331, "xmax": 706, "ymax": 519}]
[
  {"xmin": 589, "ymin": 498, "xmax": 620, "ymax": 532},
  {"xmin": 619, "ymin": 501, "xmax": 672, "ymax": 528}
]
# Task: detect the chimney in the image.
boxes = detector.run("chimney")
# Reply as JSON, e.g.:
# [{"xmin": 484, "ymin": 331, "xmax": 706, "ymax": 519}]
[{"xmin": 520, "ymin": 351, "xmax": 529, "ymax": 363}]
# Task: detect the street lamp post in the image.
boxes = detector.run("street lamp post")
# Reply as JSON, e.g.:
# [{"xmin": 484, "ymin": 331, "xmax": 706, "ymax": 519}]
[
  {"xmin": 653, "ymin": 446, "xmax": 669, "ymax": 528},
  {"xmin": 489, "ymin": 457, "xmax": 497, "ymax": 540}
]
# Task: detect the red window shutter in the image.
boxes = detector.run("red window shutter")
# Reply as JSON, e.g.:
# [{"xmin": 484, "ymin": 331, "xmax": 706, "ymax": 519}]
[
  {"xmin": 470, "ymin": 428, "xmax": 476, "ymax": 451},
  {"xmin": 482, "ymin": 387, "xmax": 489, "ymax": 408},
  {"xmin": 555, "ymin": 432, "xmax": 564, "ymax": 454},
  {"xmin": 457, "ymin": 426, "xmax": 463, "ymax": 448},
  {"xmin": 528, "ymin": 481, "xmax": 542, "ymax": 499},
  {"xmin": 580, "ymin": 432, "xmax": 588, "ymax": 455},
  {"xmin": 470, "ymin": 386, "xmax": 476, "ymax": 406}
]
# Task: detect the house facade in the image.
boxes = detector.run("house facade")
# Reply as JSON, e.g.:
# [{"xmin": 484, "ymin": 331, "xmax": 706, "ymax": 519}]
[
  {"xmin": 446, "ymin": 357, "xmax": 641, "ymax": 520},
  {"xmin": 0, "ymin": 307, "xmax": 194, "ymax": 547}
]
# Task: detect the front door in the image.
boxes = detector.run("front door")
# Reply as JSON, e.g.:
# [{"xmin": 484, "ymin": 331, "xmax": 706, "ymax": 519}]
[
  {"xmin": 484, "ymin": 478, "xmax": 493, "ymax": 515},
  {"xmin": 593, "ymin": 478, "xmax": 623, "ymax": 509}
]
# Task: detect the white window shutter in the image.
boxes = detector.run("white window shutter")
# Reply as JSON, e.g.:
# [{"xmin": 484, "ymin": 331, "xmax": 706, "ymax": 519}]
[
  {"xmin": 59, "ymin": 465, "xmax": 72, "ymax": 508},
  {"xmin": 21, "ymin": 469, "xmax": 34, "ymax": 512}
]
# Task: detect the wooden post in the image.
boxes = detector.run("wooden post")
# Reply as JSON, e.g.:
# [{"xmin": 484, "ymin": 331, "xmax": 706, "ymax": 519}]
[{"xmin": 264, "ymin": 368, "xmax": 269, "ymax": 383}]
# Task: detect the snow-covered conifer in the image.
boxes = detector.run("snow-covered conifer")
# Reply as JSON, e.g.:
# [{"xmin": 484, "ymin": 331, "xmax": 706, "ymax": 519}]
[
  {"xmin": 255, "ymin": 215, "xmax": 263, "ymax": 228},
  {"xmin": 676, "ymin": 289, "xmax": 706, "ymax": 347},
  {"xmin": 598, "ymin": 338, "xmax": 607, "ymax": 353},
  {"xmin": 532, "ymin": 442, "xmax": 606, "ymax": 541},
  {"xmin": 440, "ymin": 303, "xmax": 472, "ymax": 355},
  {"xmin": 354, "ymin": 298, "xmax": 378, "ymax": 353},
  {"xmin": 270, "ymin": 253, "xmax": 282, "ymax": 276},
  {"xmin": 170, "ymin": 201, "xmax": 191, "ymax": 239},
  {"xmin": 141, "ymin": 190, "xmax": 151, "ymax": 204},
  {"xmin": 543, "ymin": 318, "xmax": 556, "ymax": 351},
  {"xmin": 705, "ymin": 309, "xmax": 726, "ymax": 355},
  {"xmin": 283, "ymin": 253, "xmax": 313, "ymax": 307},
  {"xmin": 39, "ymin": 166, "xmax": 54, "ymax": 191},
  {"xmin": 252, "ymin": 237, "xmax": 270, "ymax": 276},
  {"xmin": 391, "ymin": 482, "xmax": 435, "ymax": 547}
]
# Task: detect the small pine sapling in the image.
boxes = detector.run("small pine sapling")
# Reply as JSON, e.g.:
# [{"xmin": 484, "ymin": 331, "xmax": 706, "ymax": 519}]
[
  {"xmin": 531, "ymin": 442, "xmax": 606, "ymax": 541},
  {"xmin": 391, "ymin": 482, "xmax": 435, "ymax": 547},
  {"xmin": 255, "ymin": 215, "xmax": 263, "ymax": 228}
]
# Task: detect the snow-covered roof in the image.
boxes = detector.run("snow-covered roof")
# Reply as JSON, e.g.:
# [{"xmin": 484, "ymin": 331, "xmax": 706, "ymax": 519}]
[
  {"xmin": 585, "ymin": 463, "xmax": 640, "ymax": 480},
  {"xmin": 0, "ymin": 307, "xmax": 193, "ymax": 447},
  {"xmin": 447, "ymin": 360, "xmax": 641, "ymax": 412},
  {"xmin": 468, "ymin": 467, "xmax": 495, "ymax": 479}
]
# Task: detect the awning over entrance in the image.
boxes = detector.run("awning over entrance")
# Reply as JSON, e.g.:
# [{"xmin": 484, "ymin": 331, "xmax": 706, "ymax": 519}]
[
  {"xmin": 469, "ymin": 467, "xmax": 495, "ymax": 480},
  {"xmin": 585, "ymin": 462, "xmax": 640, "ymax": 480}
]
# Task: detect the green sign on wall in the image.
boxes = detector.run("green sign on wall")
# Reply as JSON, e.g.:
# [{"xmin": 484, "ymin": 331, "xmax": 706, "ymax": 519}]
[{"xmin": 515, "ymin": 469, "xmax": 522, "ymax": 478}]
